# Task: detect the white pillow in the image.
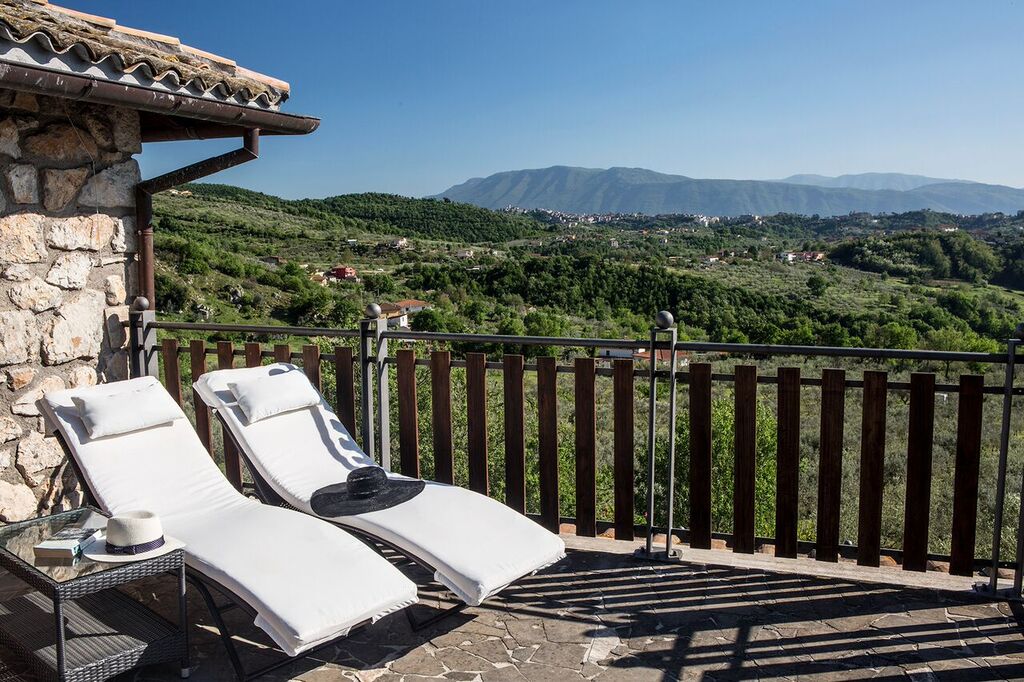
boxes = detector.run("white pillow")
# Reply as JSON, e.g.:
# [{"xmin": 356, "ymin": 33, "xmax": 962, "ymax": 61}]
[
  {"xmin": 228, "ymin": 370, "xmax": 320, "ymax": 423},
  {"xmin": 72, "ymin": 383, "xmax": 186, "ymax": 439}
]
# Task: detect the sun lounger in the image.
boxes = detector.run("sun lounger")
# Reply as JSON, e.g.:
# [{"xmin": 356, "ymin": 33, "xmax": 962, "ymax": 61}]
[
  {"xmin": 193, "ymin": 363, "xmax": 566, "ymax": 608},
  {"xmin": 41, "ymin": 377, "xmax": 418, "ymax": 680}
]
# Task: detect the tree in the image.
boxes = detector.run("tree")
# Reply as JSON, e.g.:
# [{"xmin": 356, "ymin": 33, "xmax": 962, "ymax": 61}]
[
  {"xmin": 807, "ymin": 273, "xmax": 829, "ymax": 297},
  {"xmin": 155, "ymin": 273, "xmax": 189, "ymax": 312},
  {"xmin": 867, "ymin": 322, "xmax": 918, "ymax": 349},
  {"xmin": 411, "ymin": 308, "xmax": 448, "ymax": 332},
  {"xmin": 362, "ymin": 273, "xmax": 396, "ymax": 296},
  {"xmin": 523, "ymin": 310, "xmax": 570, "ymax": 358}
]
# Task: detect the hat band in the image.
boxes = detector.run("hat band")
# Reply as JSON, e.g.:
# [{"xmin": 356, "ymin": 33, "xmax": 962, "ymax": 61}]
[{"xmin": 106, "ymin": 536, "xmax": 165, "ymax": 556}]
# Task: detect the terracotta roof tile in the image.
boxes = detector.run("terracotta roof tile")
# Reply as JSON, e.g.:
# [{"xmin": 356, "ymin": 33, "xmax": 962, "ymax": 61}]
[{"xmin": 0, "ymin": 0, "xmax": 290, "ymax": 107}]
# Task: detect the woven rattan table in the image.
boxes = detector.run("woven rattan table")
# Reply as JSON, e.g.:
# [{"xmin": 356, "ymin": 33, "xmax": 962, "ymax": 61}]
[{"xmin": 0, "ymin": 507, "xmax": 188, "ymax": 681}]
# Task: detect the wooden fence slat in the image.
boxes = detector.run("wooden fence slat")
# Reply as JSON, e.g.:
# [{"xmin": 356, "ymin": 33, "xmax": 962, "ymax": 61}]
[
  {"xmin": 733, "ymin": 365, "xmax": 757, "ymax": 554},
  {"xmin": 466, "ymin": 352, "xmax": 488, "ymax": 495},
  {"xmin": 244, "ymin": 342, "xmax": 262, "ymax": 368},
  {"xmin": 503, "ymin": 354, "xmax": 526, "ymax": 514},
  {"xmin": 216, "ymin": 341, "xmax": 243, "ymax": 491},
  {"xmin": 903, "ymin": 372, "xmax": 936, "ymax": 572},
  {"xmin": 950, "ymin": 374, "xmax": 984, "ymax": 576},
  {"xmin": 537, "ymin": 356, "xmax": 560, "ymax": 533},
  {"xmin": 302, "ymin": 345, "xmax": 321, "ymax": 390},
  {"xmin": 334, "ymin": 346, "xmax": 357, "ymax": 437},
  {"xmin": 430, "ymin": 351, "xmax": 454, "ymax": 484},
  {"xmin": 775, "ymin": 367, "xmax": 800, "ymax": 559},
  {"xmin": 161, "ymin": 338, "xmax": 182, "ymax": 406},
  {"xmin": 688, "ymin": 363, "xmax": 713, "ymax": 550},
  {"xmin": 274, "ymin": 344, "xmax": 291, "ymax": 363},
  {"xmin": 396, "ymin": 349, "xmax": 420, "ymax": 479},
  {"xmin": 856, "ymin": 370, "xmax": 888, "ymax": 567},
  {"xmin": 217, "ymin": 341, "xmax": 234, "ymax": 371},
  {"xmin": 574, "ymin": 357, "xmax": 597, "ymax": 537},
  {"xmin": 816, "ymin": 368, "xmax": 846, "ymax": 562},
  {"xmin": 189, "ymin": 340, "xmax": 213, "ymax": 456},
  {"xmin": 613, "ymin": 359, "xmax": 635, "ymax": 541}
]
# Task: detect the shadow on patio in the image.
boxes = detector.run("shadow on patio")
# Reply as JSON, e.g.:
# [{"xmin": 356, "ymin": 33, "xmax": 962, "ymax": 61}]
[{"xmin": 2, "ymin": 540, "xmax": 1017, "ymax": 681}]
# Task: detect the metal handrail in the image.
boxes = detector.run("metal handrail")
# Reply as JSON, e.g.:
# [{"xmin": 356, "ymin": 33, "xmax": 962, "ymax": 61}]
[
  {"xmin": 382, "ymin": 329, "xmax": 650, "ymax": 350},
  {"xmin": 674, "ymin": 340, "xmax": 1013, "ymax": 364},
  {"xmin": 147, "ymin": 320, "xmax": 360, "ymax": 338},
  {"xmin": 149, "ymin": 320, "xmax": 1021, "ymax": 364}
]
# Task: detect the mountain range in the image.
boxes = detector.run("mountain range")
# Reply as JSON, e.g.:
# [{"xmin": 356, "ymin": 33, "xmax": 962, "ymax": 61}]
[{"xmin": 434, "ymin": 167, "xmax": 1024, "ymax": 216}]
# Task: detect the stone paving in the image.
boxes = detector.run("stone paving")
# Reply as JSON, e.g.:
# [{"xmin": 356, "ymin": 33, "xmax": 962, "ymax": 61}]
[{"xmin": 5, "ymin": 540, "xmax": 1024, "ymax": 681}]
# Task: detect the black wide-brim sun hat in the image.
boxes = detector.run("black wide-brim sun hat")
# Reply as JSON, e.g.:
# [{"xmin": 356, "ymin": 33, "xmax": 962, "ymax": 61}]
[{"xmin": 311, "ymin": 466, "xmax": 425, "ymax": 516}]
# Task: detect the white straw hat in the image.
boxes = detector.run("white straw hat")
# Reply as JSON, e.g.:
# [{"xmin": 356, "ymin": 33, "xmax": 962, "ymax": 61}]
[{"xmin": 83, "ymin": 511, "xmax": 184, "ymax": 563}]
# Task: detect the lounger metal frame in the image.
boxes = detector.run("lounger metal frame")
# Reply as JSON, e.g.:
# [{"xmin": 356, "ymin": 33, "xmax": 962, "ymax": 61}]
[
  {"xmin": 211, "ymin": 410, "xmax": 468, "ymax": 630},
  {"xmin": 53, "ymin": 433, "xmax": 380, "ymax": 682}
]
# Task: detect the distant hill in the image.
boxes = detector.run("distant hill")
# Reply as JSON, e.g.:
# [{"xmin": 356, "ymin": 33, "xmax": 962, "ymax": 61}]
[
  {"xmin": 435, "ymin": 166, "xmax": 1024, "ymax": 216},
  {"xmin": 180, "ymin": 183, "xmax": 544, "ymax": 243},
  {"xmin": 778, "ymin": 172, "xmax": 971, "ymax": 192}
]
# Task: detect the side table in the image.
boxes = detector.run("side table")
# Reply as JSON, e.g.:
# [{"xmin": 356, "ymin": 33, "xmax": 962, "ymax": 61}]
[{"xmin": 0, "ymin": 507, "xmax": 188, "ymax": 681}]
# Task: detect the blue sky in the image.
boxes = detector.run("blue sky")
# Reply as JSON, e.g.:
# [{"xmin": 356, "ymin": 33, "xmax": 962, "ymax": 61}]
[{"xmin": 78, "ymin": 1, "xmax": 1024, "ymax": 198}]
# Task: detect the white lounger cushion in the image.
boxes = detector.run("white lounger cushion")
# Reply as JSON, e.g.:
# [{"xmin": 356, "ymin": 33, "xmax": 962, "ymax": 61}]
[
  {"xmin": 228, "ymin": 370, "xmax": 320, "ymax": 423},
  {"xmin": 195, "ymin": 364, "xmax": 565, "ymax": 606},
  {"xmin": 41, "ymin": 377, "xmax": 417, "ymax": 656},
  {"xmin": 72, "ymin": 381, "xmax": 185, "ymax": 438}
]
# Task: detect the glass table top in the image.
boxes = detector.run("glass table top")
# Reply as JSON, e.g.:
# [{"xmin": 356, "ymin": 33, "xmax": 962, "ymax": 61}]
[{"xmin": 0, "ymin": 507, "xmax": 118, "ymax": 584}]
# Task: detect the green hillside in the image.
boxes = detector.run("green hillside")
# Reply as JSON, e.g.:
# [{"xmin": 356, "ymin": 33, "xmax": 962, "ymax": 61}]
[
  {"xmin": 152, "ymin": 183, "xmax": 1024, "ymax": 352},
  {"xmin": 151, "ymin": 184, "xmax": 549, "ymax": 327},
  {"xmin": 174, "ymin": 183, "xmax": 546, "ymax": 242}
]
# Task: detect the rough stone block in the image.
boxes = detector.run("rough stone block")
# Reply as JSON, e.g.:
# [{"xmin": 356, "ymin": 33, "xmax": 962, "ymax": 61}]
[
  {"xmin": 46, "ymin": 214, "xmax": 116, "ymax": 251},
  {"xmin": 6, "ymin": 164, "xmax": 39, "ymax": 204},
  {"xmin": 0, "ymin": 417, "xmax": 23, "ymax": 444},
  {"xmin": 2, "ymin": 264, "xmax": 32, "ymax": 282},
  {"xmin": 104, "ymin": 305, "xmax": 129, "ymax": 349},
  {"xmin": 0, "ymin": 479, "xmax": 36, "ymax": 522},
  {"xmin": 42, "ymin": 167, "xmax": 89, "ymax": 211},
  {"xmin": 78, "ymin": 160, "xmax": 139, "ymax": 208},
  {"xmin": 0, "ymin": 118, "xmax": 20, "ymax": 158},
  {"xmin": 104, "ymin": 274, "xmax": 126, "ymax": 305},
  {"xmin": 41, "ymin": 290, "xmax": 106, "ymax": 364},
  {"xmin": 46, "ymin": 252, "xmax": 92, "ymax": 289},
  {"xmin": 111, "ymin": 216, "xmax": 133, "ymax": 253},
  {"xmin": 10, "ymin": 92, "xmax": 38, "ymax": 113},
  {"xmin": 11, "ymin": 375, "xmax": 65, "ymax": 417},
  {"xmin": 8, "ymin": 276, "xmax": 63, "ymax": 312},
  {"xmin": 23, "ymin": 123, "xmax": 97, "ymax": 164},
  {"xmin": 111, "ymin": 108, "xmax": 142, "ymax": 153},
  {"xmin": 81, "ymin": 111, "xmax": 114, "ymax": 150},
  {"xmin": 6, "ymin": 366, "xmax": 36, "ymax": 390},
  {"xmin": 16, "ymin": 429, "xmax": 65, "ymax": 487},
  {"xmin": 0, "ymin": 212, "xmax": 48, "ymax": 264},
  {"xmin": 0, "ymin": 310, "xmax": 39, "ymax": 366},
  {"xmin": 67, "ymin": 365, "xmax": 97, "ymax": 388},
  {"xmin": 101, "ymin": 349, "xmax": 129, "ymax": 382}
]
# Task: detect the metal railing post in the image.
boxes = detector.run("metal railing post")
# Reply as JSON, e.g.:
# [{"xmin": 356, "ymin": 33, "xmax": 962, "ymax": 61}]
[
  {"xmin": 1010, "ymin": 327, "xmax": 1024, "ymax": 594},
  {"xmin": 638, "ymin": 310, "xmax": 678, "ymax": 561},
  {"xmin": 987, "ymin": 327, "xmax": 1021, "ymax": 594},
  {"xmin": 127, "ymin": 296, "xmax": 158, "ymax": 378},
  {"xmin": 375, "ymin": 316, "xmax": 391, "ymax": 471},
  {"xmin": 643, "ymin": 325, "xmax": 659, "ymax": 557},
  {"xmin": 359, "ymin": 304, "xmax": 380, "ymax": 459},
  {"xmin": 664, "ymin": 318, "xmax": 680, "ymax": 559}
]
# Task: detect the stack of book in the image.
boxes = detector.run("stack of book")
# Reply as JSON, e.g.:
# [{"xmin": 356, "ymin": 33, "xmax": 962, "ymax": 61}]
[{"xmin": 33, "ymin": 513, "xmax": 104, "ymax": 560}]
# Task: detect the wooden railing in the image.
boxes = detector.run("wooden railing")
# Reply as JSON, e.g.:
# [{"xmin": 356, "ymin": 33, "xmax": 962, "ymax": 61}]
[{"xmin": 137, "ymin": 312, "xmax": 1024, "ymax": 590}]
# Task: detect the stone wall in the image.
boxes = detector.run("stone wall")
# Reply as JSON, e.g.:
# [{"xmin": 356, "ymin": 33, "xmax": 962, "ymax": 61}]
[{"xmin": 0, "ymin": 88, "xmax": 139, "ymax": 522}]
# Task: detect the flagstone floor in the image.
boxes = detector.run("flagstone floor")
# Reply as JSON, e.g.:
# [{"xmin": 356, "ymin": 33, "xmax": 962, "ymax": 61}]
[{"xmin": 5, "ymin": 537, "xmax": 1024, "ymax": 681}]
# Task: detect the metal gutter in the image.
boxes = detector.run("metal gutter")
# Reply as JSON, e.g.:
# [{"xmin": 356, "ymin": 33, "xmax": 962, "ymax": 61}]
[
  {"xmin": 0, "ymin": 60, "xmax": 319, "ymax": 137},
  {"xmin": 135, "ymin": 129, "xmax": 260, "ymax": 305}
]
